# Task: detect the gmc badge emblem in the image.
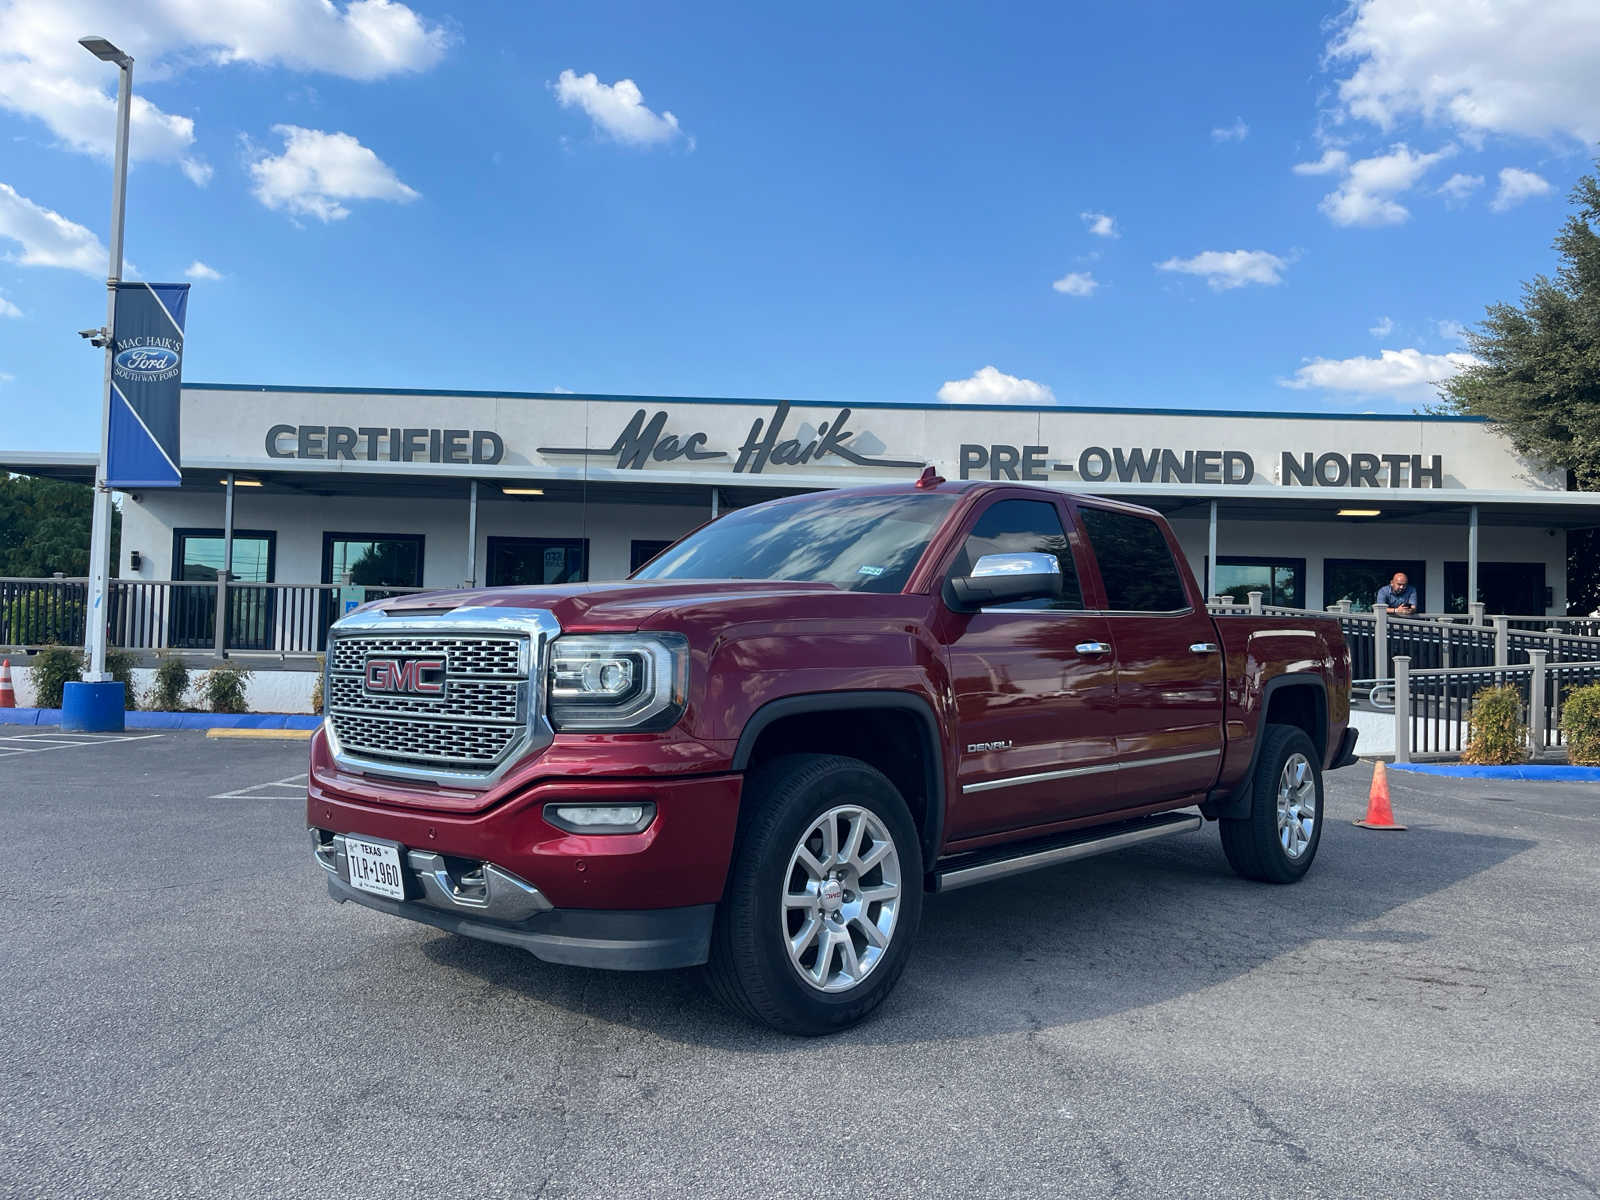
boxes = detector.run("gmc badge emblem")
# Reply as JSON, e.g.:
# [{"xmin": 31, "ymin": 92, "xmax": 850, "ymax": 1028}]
[{"xmin": 364, "ymin": 657, "xmax": 446, "ymax": 696}]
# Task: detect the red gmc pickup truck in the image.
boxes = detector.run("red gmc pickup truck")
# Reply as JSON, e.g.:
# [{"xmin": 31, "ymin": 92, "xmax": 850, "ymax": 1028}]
[{"xmin": 309, "ymin": 476, "xmax": 1356, "ymax": 1033}]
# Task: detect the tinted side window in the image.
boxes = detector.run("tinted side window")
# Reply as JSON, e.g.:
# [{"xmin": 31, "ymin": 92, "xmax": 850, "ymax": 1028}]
[
  {"xmin": 1079, "ymin": 507, "xmax": 1189, "ymax": 611},
  {"xmin": 950, "ymin": 499, "xmax": 1084, "ymax": 611}
]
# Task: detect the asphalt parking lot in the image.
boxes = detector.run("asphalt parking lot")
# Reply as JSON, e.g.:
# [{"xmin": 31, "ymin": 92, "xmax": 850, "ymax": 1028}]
[{"xmin": 2, "ymin": 735, "xmax": 1597, "ymax": 1199}]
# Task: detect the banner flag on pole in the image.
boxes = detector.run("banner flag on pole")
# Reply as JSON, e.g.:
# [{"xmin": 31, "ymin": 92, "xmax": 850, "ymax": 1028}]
[{"xmin": 105, "ymin": 281, "xmax": 189, "ymax": 488}]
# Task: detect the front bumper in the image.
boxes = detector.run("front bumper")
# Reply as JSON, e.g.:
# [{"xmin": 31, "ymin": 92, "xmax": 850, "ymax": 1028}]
[{"xmin": 321, "ymin": 868, "xmax": 714, "ymax": 970}]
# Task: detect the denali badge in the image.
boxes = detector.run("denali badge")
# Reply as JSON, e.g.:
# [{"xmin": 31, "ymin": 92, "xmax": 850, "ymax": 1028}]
[
  {"xmin": 966, "ymin": 740, "xmax": 1013, "ymax": 753},
  {"xmin": 364, "ymin": 657, "xmax": 446, "ymax": 696}
]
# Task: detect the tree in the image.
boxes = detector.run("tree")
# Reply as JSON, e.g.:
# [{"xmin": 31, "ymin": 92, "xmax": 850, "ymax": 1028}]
[
  {"xmin": 1442, "ymin": 158, "xmax": 1600, "ymax": 613},
  {"xmin": 0, "ymin": 473, "xmax": 120, "ymax": 577}
]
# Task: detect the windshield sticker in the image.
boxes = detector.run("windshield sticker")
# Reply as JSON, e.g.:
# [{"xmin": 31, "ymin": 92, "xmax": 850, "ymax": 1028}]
[{"xmin": 857, "ymin": 565, "xmax": 886, "ymax": 577}]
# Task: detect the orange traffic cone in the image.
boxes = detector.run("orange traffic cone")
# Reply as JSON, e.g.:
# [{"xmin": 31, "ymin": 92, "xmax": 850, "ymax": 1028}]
[
  {"xmin": 0, "ymin": 659, "xmax": 14, "ymax": 709},
  {"xmin": 1354, "ymin": 760, "xmax": 1406, "ymax": 830}
]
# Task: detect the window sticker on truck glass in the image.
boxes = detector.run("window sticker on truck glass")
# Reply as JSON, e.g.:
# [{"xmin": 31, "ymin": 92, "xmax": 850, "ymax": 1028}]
[{"xmin": 857, "ymin": 565, "xmax": 886, "ymax": 577}]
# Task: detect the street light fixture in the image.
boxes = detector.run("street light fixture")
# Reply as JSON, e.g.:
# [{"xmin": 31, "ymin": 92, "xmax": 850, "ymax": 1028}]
[{"xmin": 79, "ymin": 34, "xmax": 132, "ymax": 695}]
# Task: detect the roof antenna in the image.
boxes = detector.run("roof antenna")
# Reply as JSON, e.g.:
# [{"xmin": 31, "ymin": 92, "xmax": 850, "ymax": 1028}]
[{"xmin": 914, "ymin": 465, "xmax": 945, "ymax": 489}]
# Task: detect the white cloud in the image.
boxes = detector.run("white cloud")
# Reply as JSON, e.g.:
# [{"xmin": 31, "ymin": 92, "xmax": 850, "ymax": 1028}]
[
  {"xmin": 185, "ymin": 260, "xmax": 223, "ymax": 280},
  {"xmin": 180, "ymin": 158, "xmax": 215, "ymax": 187},
  {"xmin": 0, "ymin": 295, "xmax": 20, "ymax": 318},
  {"xmin": 553, "ymin": 70, "xmax": 687, "ymax": 147},
  {"xmin": 0, "ymin": 181, "xmax": 108, "ymax": 274},
  {"xmin": 937, "ymin": 366, "xmax": 1056, "ymax": 406},
  {"xmin": 1080, "ymin": 211, "xmax": 1118, "ymax": 238},
  {"xmin": 248, "ymin": 125, "xmax": 418, "ymax": 222},
  {"xmin": 1437, "ymin": 172, "xmax": 1484, "ymax": 204},
  {"xmin": 1292, "ymin": 149, "xmax": 1350, "ymax": 176},
  {"xmin": 1314, "ymin": 142, "xmax": 1453, "ymax": 227},
  {"xmin": 1051, "ymin": 271, "xmax": 1097, "ymax": 297},
  {"xmin": 1156, "ymin": 249, "xmax": 1290, "ymax": 291},
  {"xmin": 1211, "ymin": 117, "xmax": 1249, "ymax": 142},
  {"xmin": 0, "ymin": 1, "xmax": 448, "ymax": 180},
  {"xmin": 1280, "ymin": 346, "xmax": 1480, "ymax": 401},
  {"xmin": 1490, "ymin": 167, "xmax": 1552, "ymax": 212},
  {"xmin": 0, "ymin": 370, "xmax": 13, "ymax": 383},
  {"xmin": 1369, "ymin": 315, "xmax": 1393, "ymax": 338},
  {"xmin": 1436, "ymin": 318, "xmax": 1466, "ymax": 342},
  {"xmin": 1326, "ymin": 0, "xmax": 1600, "ymax": 146}
]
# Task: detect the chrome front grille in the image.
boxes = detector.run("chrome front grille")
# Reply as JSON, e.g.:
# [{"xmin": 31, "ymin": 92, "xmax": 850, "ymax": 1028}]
[
  {"xmin": 323, "ymin": 608, "xmax": 560, "ymax": 785},
  {"xmin": 329, "ymin": 711, "xmax": 520, "ymax": 765},
  {"xmin": 329, "ymin": 635, "xmax": 523, "ymax": 677},
  {"xmin": 328, "ymin": 674, "xmax": 522, "ymax": 722}
]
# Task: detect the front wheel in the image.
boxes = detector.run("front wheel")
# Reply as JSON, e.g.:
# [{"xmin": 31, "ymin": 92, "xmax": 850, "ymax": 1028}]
[
  {"xmin": 705, "ymin": 753, "xmax": 924, "ymax": 1035},
  {"xmin": 1219, "ymin": 724, "xmax": 1324, "ymax": 884}
]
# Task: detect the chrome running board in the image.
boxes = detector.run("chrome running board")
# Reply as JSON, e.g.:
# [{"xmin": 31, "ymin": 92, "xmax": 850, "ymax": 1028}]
[{"xmin": 933, "ymin": 810, "xmax": 1203, "ymax": 893}]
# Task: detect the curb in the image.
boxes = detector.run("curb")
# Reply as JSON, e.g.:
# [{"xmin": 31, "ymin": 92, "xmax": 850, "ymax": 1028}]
[
  {"xmin": 1389, "ymin": 762, "xmax": 1600, "ymax": 781},
  {"xmin": 0, "ymin": 708, "xmax": 321, "ymax": 732},
  {"xmin": 205, "ymin": 727, "xmax": 314, "ymax": 741}
]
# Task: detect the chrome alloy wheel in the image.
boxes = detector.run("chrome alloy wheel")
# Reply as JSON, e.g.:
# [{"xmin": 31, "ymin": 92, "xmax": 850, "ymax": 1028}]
[
  {"xmin": 1276, "ymin": 752, "xmax": 1317, "ymax": 860},
  {"xmin": 782, "ymin": 804, "xmax": 903, "ymax": 993}
]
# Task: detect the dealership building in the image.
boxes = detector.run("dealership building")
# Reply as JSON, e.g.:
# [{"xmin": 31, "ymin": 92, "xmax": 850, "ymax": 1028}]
[{"xmin": 5, "ymin": 382, "xmax": 1598, "ymax": 621}]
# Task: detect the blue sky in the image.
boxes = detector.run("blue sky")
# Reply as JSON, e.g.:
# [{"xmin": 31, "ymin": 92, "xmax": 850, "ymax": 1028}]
[{"xmin": 1, "ymin": 0, "xmax": 1597, "ymax": 453}]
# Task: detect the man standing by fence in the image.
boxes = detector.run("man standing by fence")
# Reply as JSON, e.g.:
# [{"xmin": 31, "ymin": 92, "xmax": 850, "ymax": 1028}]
[{"xmin": 1377, "ymin": 571, "xmax": 1419, "ymax": 615}]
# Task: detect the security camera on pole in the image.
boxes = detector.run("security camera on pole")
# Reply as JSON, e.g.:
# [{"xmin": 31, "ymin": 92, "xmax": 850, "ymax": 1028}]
[{"xmin": 65, "ymin": 35, "xmax": 191, "ymax": 732}]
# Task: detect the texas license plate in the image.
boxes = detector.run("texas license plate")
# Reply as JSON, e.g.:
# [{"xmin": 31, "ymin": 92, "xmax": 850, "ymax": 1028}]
[{"xmin": 345, "ymin": 836, "xmax": 405, "ymax": 900}]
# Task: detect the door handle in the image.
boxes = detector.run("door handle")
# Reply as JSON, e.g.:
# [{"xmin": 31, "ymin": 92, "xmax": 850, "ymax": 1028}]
[
  {"xmin": 1075, "ymin": 641, "xmax": 1111, "ymax": 656},
  {"xmin": 1190, "ymin": 642, "xmax": 1219, "ymax": 654}
]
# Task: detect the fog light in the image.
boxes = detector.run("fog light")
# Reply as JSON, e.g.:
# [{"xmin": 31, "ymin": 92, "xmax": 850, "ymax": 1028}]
[{"xmin": 543, "ymin": 802, "xmax": 656, "ymax": 834}]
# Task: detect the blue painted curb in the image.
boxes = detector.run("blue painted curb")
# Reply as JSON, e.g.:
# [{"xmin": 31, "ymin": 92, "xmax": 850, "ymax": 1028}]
[
  {"xmin": 1390, "ymin": 762, "xmax": 1600, "ymax": 781},
  {"xmin": 0, "ymin": 707, "xmax": 320, "ymax": 731}
]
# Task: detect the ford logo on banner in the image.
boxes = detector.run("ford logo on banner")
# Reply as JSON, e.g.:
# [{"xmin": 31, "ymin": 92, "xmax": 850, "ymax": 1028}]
[{"xmin": 114, "ymin": 346, "xmax": 181, "ymax": 375}]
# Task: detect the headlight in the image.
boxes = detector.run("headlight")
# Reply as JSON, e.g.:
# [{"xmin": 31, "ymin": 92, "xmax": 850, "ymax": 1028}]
[{"xmin": 546, "ymin": 633, "xmax": 688, "ymax": 731}]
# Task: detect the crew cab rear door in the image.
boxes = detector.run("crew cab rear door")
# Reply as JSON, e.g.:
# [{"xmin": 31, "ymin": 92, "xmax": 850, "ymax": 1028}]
[
  {"xmin": 1075, "ymin": 502, "xmax": 1225, "ymax": 809},
  {"xmin": 938, "ymin": 493, "xmax": 1120, "ymax": 841}
]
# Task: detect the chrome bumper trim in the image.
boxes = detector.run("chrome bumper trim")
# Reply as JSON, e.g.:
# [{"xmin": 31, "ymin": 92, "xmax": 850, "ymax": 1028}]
[{"xmin": 312, "ymin": 830, "xmax": 552, "ymax": 922}]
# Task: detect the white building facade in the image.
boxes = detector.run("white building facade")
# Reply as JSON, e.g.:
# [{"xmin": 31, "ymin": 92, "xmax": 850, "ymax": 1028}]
[{"xmin": 8, "ymin": 383, "xmax": 1596, "ymax": 621}]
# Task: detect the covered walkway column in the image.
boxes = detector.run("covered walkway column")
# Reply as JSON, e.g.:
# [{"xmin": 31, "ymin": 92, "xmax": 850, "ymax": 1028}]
[
  {"xmin": 464, "ymin": 480, "xmax": 479, "ymax": 587},
  {"xmin": 1467, "ymin": 503, "xmax": 1479, "ymax": 617},
  {"xmin": 1206, "ymin": 499, "xmax": 1218, "ymax": 599}
]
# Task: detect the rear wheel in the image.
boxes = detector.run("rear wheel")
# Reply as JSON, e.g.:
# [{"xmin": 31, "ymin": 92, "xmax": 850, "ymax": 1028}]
[
  {"xmin": 1220, "ymin": 724, "xmax": 1323, "ymax": 884},
  {"xmin": 705, "ymin": 753, "xmax": 923, "ymax": 1035}
]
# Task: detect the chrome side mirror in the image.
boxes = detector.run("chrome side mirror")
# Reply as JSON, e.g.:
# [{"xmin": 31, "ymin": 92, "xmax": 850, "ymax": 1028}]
[{"xmin": 948, "ymin": 552, "xmax": 1063, "ymax": 609}]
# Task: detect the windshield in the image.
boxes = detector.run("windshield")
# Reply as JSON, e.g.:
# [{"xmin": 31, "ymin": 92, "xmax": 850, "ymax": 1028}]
[{"xmin": 633, "ymin": 492, "xmax": 958, "ymax": 593}]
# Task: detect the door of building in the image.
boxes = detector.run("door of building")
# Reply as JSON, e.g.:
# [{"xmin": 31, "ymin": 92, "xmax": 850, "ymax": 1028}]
[
  {"xmin": 169, "ymin": 529, "xmax": 276, "ymax": 650},
  {"xmin": 485, "ymin": 537, "xmax": 589, "ymax": 586},
  {"xmin": 1444, "ymin": 561, "xmax": 1548, "ymax": 615},
  {"xmin": 941, "ymin": 494, "xmax": 1120, "ymax": 842}
]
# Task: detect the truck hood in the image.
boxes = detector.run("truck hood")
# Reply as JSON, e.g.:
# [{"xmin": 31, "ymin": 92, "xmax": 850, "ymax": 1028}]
[{"xmin": 369, "ymin": 579, "xmax": 847, "ymax": 632}]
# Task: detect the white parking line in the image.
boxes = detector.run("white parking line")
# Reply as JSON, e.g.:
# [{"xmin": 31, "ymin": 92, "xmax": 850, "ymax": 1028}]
[
  {"xmin": 211, "ymin": 772, "xmax": 308, "ymax": 800},
  {"xmin": 0, "ymin": 731, "xmax": 163, "ymax": 758}
]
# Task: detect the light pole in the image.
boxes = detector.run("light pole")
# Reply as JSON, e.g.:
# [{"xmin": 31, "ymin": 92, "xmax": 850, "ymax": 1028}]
[{"xmin": 79, "ymin": 35, "xmax": 132, "ymax": 685}]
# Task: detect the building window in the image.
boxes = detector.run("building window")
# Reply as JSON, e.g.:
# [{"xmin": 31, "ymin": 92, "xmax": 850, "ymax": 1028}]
[
  {"xmin": 630, "ymin": 540, "xmax": 674, "ymax": 573},
  {"xmin": 1444, "ymin": 561, "xmax": 1548, "ymax": 615},
  {"xmin": 486, "ymin": 537, "xmax": 589, "ymax": 587},
  {"xmin": 169, "ymin": 528, "xmax": 276, "ymax": 649},
  {"xmin": 1323, "ymin": 558, "xmax": 1427, "ymax": 613},
  {"xmin": 1207, "ymin": 556, "xmax": 1306, "ymax": 608},
  {"xmin": 322, "ymin": 533, "xmax": 425, "ymax": 590}
]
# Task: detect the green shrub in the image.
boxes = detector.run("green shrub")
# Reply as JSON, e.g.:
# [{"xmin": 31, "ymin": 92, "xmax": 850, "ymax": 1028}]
[
  {"xmin": 3, "ymin": 592, "xmax": 84, "ymax": 646},
  {"xmin": 29, "ymin": 645, "xmax": 81, "ymax": 709},
  {"xmin": 309, "ymin": 654, "xmax": 325, "ymax": 716},
  {"xmin": 1462, "ymin": 684, "xmax": 1528, "ymax": 765},
  {"xmin": 146, "ymin": 652, "xmax": 191, "ymax": 712},
  {"xmin": 201, "ymin": 663, "xmax": 252, "ymax": 714},
  {"xmin": 102, "ymin": 648, "xmax": 138, "ymax": 711},
  {"xmin": 1561, "ymin": 682, "xmax": 1600, "ymax": 766}
]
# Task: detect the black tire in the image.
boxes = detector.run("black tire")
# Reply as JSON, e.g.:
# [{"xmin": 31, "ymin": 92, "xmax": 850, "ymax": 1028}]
[
  {"xmin": 1219, "ymin": 724, "xmax": 1324, "ymax": 884},
  {"xmin": 705, "ymin": 753, "xmax": 924, "ymax": 1036}
]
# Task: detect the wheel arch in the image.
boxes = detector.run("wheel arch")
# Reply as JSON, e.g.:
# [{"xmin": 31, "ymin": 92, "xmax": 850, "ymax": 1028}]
[
  {"xmin": 1204, "ymin": 673, "xmax": 1328, "ymax": 821},
  {"xmin": 732, "ymin": 690, "xmax": 947, "ymax": 865}
]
